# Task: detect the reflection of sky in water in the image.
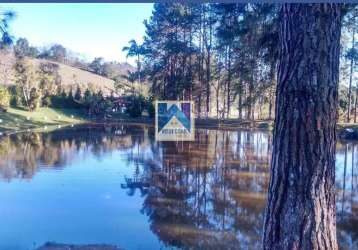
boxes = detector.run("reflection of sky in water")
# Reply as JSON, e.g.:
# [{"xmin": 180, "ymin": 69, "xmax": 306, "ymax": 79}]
[
  {"xmin": 0, "ymin": 126, "xmax": 356, "ymax": 250},
  {"xmin": 0, "ymin": 147, "xmax": 165, "ymax": 250}
]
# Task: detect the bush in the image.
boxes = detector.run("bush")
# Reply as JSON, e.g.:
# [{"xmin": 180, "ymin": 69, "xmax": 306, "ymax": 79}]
[
  {"xmin": 147, "ymin": 101, "xmax": 155, "ymax": 118},
  {"xmin": 29, "ymin": 88, "xmax": 41, "ymax": 111},
  {"xmin": 126, "ymin": 95, "xmax": 145, "ymax": 118},
  {"xmin": 49, "ymin": 95, "xmax": 81, "ymax": 109},
  {"xmin": 127, "ymin": 101, "xmax": 142, "ymax": 117},
  {"xmin": 145, "ymin": 97, "xmax": 155, "ymax": 118},
  {"xmin": 8, "ymin": 86, "xmax": 23, "ymax": 108},
  {"xmin": 42, "ymin": 95, "xmax": 52, "ymax": 107},
  {"xmin": 0, "ymin": 86, "xmax": 10, "ymax": 109}
]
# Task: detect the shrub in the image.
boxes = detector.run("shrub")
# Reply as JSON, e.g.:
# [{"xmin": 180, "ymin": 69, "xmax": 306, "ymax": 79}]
[
  {"xmin": 147, "ymin": 102, "xmax": 155, "ymax": 118},
  {"xmin": 74, "ymin": 87, "xmax": 82, "ymax": 100},
  {"xmin": 42, "ymin": 95, "xmax": 52, "ymax": 107},
  {"xmin": 49, "ymin": 94, "xmax": 81, "ymax": 109},
  {"xmin": 29, "ymin": 88, "xmax": 41, "ymax": 111},
  {"xmin": 126, "ymin": 95, "xmax": 145, "ymax": 118},
  {"xmin": 145, "ymin": 97, "xmax": 155, "ymax": 118},
  {"xmin": 0, "ymin": 86, "xmax": 10, "ymax": 109},
  {"xmin": 127, "ymin": 101, "xmax": 142, "ymax": 117},
  {"xmin": 7, "ymin": 86, "xmax": 20, "ymax": 107}
]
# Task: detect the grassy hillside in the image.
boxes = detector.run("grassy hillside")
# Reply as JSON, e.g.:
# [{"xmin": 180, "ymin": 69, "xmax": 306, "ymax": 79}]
[
  {"xmin": 0, "ymin": 107, "xmax": 86, "ymax": 133},
  {"xmin": 0, "ymin": 50, "xmax": 126, "ymax": 96}
]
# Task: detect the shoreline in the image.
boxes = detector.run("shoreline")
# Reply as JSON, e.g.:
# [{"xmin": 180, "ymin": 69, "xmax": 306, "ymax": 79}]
[
  {"xmin": 1, "ymin": 113, "xmax": 358, "ymax": 141},
  {"xmin": 1, "ymin": 108, "xmax": 357, "ymax": 140}
]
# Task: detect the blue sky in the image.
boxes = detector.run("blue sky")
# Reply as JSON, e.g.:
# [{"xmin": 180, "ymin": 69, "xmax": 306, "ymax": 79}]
[{"xmin": 1, "ymin": 4, "xmax": 153, "ymax": 64}]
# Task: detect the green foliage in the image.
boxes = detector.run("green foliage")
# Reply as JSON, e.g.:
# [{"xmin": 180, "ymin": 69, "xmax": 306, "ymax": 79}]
[
  {"xmin": 68, "ymin": 90, "xmax": 74, "ymax": 100},
  {"xmin": 84, "ymin": 89, "xmax": 92, "ymax": 104},
  {"xmin": 0, "ymin": 10, "xmax": 15, "ymax": 48},
  {"xmin": 42, "ymin": 95, "xmax": 52, "ymax": 107},
  {"xmin": 14, "ymin": 58, "xmax": 38, "ymax": 110},
  {"xmin": 14, "ymin": 38, "xmax": 39, "ymax": 58},
  {"xmin": 126, "ymin": 101, "xmax": 142, "ymax": 118},
  {"xmin": 88, "ymin": 57, "xmax": 105, "ymax": 76},
  {"xmin": 7, "ymin": 85, "xmax": 22, "ymax": 107},
  {"xmin": 29, "ymin": 88, "xmax": 41, "ymax": 111},
  {"xmin": 74, "ymin": 86, "xmax": 82, "ymax": 100},
  {"xmin": 39, "ymin": 44, "xmax": 67, "ymax": 63},
  {"xmin": 134, "ymin": 3, "xmax": 280, "ymax": 119},
  {"xmin": 82, "ymin": 90, "xmax": 114, "ymax": 117},
  {"xmin": 126, "ymin": 95, "xmax": 146, "ymax": 118},
  {"xmin": 339, "ymin": 86, "xmax": 349, "ymax": 113},
  {"xmin": 123, "ymin": 39, "xmax": 145, "ymax": 58},
  {"xmin": 147, "ymin": 101, "xmax": 155, "ymax": 118},
  {"xmin": 144, "ymin": 96, "xmax": 155, "ymax": 118},
  {"xmin": 38, "ymin": 62, "xmax": 61, "ymax": 98},
  {"xmin": 345, "ymin": 47, "xmax": 358, "ymax": 63},
  {"xmin": 0, "ymin": 86, "xmax": 10, "ymax": 108},
  {"xmin": 49, "ymin": 93, "xmax": 81, "ymax": 109}
]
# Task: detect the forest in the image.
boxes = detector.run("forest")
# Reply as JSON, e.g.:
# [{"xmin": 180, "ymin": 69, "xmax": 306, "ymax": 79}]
[{"xmin": 123, "ymin": 3, "xmax": 357, "ymax": 121}]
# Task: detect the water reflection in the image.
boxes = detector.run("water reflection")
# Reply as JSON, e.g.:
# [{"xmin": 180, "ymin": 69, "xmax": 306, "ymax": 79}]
[{"xmin": 0, "ymin": 125, "xmax": 357, "ymax": 250}]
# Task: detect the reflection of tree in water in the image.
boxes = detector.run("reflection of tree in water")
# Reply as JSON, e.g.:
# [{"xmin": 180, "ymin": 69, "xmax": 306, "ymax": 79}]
[
  {"xmin": 0, "ymin": 133, "xmax": 43, "ymax": 179},
  {"xmin": 1, "ymin": 126, "xmax": 357, "ymax": 249},
  {"xmin": 137, "ymin": 130, "xmax": 271, "ymax": 250},
  {"xmin": 120, "ymin": 127, "xmax": 152, "ymax": 197},
  {"xmin": 336, "ymin": 143, "xmax": 358, "ymax": 250},
  {"xmin": 0, "ymin": 125, "xmax": 146, "ymax": 181},
  {"xmin": 135, "ymin": 132, "xmax": 357, "ymax": 250}
]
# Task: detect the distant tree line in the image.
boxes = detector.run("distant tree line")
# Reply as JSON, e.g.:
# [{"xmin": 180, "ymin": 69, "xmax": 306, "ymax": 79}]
[{"xmin": 124, "ymin": 3, "xmax": 357, "ymax": 121}]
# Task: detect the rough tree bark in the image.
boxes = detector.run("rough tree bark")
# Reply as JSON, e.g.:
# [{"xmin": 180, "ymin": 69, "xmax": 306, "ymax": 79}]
[{"xmin": 263, "ymin": 4, "xmax": 342, "ymax": 250}]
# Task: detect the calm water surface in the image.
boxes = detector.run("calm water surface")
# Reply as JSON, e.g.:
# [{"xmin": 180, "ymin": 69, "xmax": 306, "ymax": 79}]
[{"xmin": 0, "ymin": 125, "xmax": 357, "ymax": 250}]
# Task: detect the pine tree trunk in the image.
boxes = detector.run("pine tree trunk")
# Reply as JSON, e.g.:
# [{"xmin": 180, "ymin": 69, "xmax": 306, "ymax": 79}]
[
  {"xmin": 238, "ymin": 87, "xmax": 243, "ymax": 120},
  {"xmin": 268, "ymin": 90, "xmax": 273, "ymax": 120},
  {"xmin": 268, "ymin": 60, "xmax": 276, "ymax": 120},
  {"xmin": 205, "ymin": 6, "xmax": 212, "ymax": 118},
  {"xmin": 354, "ymin": 88, "xmax": 358, "ymax": 123},
  {"xmin": 347, "ymin": 28, "xmax": 355, "ymax": 123},
  {"xmin": 263, "ymin": 4, "xmax": 342, "ymax": 249},
  {"xmin": 227, "ymin": 46, "xmax": 232, "ymax": 118}
]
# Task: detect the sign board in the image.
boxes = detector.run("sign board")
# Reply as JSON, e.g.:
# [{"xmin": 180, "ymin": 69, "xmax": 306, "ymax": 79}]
[{"xmin": 155, "ymin": 101, "xmax": 195, "ymax": 141}]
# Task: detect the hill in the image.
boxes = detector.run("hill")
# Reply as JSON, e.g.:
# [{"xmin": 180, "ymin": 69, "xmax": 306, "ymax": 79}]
[{"xmin": 0, "ymin": 50, "xmax": 136, "ymax": 96}]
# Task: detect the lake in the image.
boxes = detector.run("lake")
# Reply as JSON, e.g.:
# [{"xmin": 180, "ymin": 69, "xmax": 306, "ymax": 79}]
[{"xmin": 0, "ymin": 125, "xmax": 357, "ymax": 250}]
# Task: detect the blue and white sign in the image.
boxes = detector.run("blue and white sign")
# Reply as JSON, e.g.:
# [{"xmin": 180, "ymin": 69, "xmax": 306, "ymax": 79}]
[{"xmin": 155, "ymin": 101, "xmax": 195, "ymax": 141}]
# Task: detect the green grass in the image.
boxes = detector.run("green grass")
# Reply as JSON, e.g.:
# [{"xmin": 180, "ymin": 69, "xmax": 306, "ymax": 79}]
[{"xmin": 0, "ymin": 107, "xmax": 87, "ymax": 133}]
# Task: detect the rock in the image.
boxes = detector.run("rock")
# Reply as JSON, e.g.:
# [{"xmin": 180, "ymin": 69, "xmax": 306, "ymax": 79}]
[
  {"xmin": 36, "ymin": 242, "xmax": 122, "ymax": 250},
  {"xmin": 339, "ymin": 128, "xmax": 358, "ymax": 140}
]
